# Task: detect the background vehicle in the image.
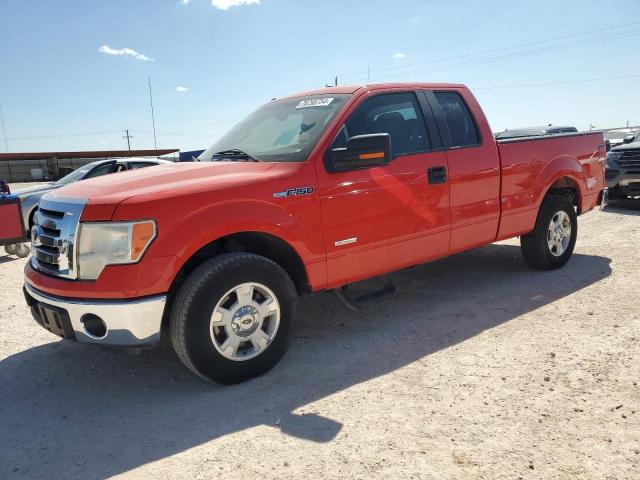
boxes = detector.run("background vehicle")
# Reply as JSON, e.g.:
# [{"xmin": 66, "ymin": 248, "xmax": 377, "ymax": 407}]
[
  {"xmin": 14, "ymin": 157, "xmax": 172, "ymax": 233},
  {"xmin": 5, "ymin": 158, "xmax": 171, "ymax": 258},
  {"xmin": 23, "ymin": 83, "xmax": 605, "ymax": 384},
  {"xmin": 495, "ymin": 125, "xmax": 578, "ymax": 140},
  {"xmin": 606, "ymin": 130, "xmax": 640, "ymax": 200},
  {"xmin": 604, "ymin": 128, "xmax": 639, "ymax": 151}
]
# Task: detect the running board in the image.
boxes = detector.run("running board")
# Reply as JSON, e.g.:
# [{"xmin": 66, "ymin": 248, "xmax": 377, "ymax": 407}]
[{"xmin": 334, "ymin": 278, "xmax": 398, "ymax": 311}]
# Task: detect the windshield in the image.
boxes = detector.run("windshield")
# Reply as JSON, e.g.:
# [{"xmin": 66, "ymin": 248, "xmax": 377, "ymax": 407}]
[
  {"xmin": 605, "ymin": 130, "xmax": 639, "ymax": 141},
  {"xmin": 55, "ymin": 160, "xmax": 103, "ymax": 185},
  {"xmin": 200, "ymin": 94, "xmax": 350, "ymax": 162}
]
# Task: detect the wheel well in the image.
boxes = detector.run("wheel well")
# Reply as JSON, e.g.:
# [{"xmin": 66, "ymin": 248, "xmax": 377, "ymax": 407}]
[
  {"xmin": 161, "ymin": 232, "xmax": 309, "ymax": 333},
  {"xmin": 28, "ymin": 207, "xmax": 38, "ymax": 229},
  {"xmin": 546, "ymin": 177, "xmax": 581, "ymax": 213}
]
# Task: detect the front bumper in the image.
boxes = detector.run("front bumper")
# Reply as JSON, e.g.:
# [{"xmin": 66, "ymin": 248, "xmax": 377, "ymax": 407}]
[
  {"xmin": 605, "ymin": 169, "xmax": 640, "ymax": 190},
  {"xmin": 24, "ymin": 283, "xmax": 166, "ymax": 346}
]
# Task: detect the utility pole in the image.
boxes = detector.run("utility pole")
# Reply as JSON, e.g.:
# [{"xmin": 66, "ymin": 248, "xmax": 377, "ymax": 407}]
[
  {"xmin": 335, "ymin": 76, "xmax": 338, "ymax": 86},
  {"xmin": 123, "ymin": 129, "xmax": 133, "ymax": 156},
  {"xmin": 148, "ymin": 76, "xmax": 158, "ymax": 151},
  {"xmin": 0, "ymin": 103, "xmax": 8, "ymax": 153}
]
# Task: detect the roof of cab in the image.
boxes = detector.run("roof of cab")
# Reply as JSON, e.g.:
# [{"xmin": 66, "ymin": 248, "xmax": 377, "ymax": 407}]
[{"xmin": 278, "ymin": 82, "xmax": 467, "ymax": 100}]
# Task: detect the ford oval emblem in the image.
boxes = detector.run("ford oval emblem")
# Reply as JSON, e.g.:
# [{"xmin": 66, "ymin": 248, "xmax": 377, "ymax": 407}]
[{"xmin": 31, "ymin": 225, "xmax": 44, "ymax": 247}]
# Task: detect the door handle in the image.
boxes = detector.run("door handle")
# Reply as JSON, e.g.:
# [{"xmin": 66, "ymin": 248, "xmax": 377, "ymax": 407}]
[{"xmin": 428, "ymin": 166, "xmax": 446, "ymax": 184}]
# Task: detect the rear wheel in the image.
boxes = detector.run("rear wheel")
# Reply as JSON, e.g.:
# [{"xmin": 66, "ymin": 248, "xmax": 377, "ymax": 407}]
[
  {"xmin": 4, "ymin": 244, "xmax": 17, "ymax": 256},
  {"xmin": 520, "ymin": 195, "xmax": 577, "ymax": 270},
  {"xmin": 170, "ymin": 253, "xmax": 298, "ymax": 384}
]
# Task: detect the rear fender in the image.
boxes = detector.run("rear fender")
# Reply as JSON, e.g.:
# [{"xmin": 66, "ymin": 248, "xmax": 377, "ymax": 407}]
[{"xmin": 533, "ymin": 155, "xmax": 585, "ymax": 211}]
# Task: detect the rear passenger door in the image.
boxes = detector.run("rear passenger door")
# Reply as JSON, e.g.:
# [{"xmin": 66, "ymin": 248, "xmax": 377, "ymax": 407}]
[
  {"xmin": 316, "ymin": 91, "xmax": 451, "ymax": 287},
  {"xmin": 424, "ymin": 90, "xmax": 501, "ymax": 253}
]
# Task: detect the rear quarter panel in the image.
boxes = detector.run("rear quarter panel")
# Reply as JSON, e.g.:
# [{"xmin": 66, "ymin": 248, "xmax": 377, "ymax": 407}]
[{"xmin": 496, "ymin": 132, "xmax": 604, "ymax": 239}]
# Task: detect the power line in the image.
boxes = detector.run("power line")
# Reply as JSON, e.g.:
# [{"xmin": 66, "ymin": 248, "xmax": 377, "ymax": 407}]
[
  {"xmin": 352, "ymin": 30, "xmax": 640, "ymax": 83},
  {"xmin": 335, "ymin": 20, "xmax": 640, "ymax": 80},
  {"xmin": 6, "ymin": 130, "xmax": 122, "ymax": 140},
  {"xmin": 473, "ymin": 73, "xmax": 640, "ymax": 90},
  {"xmin": 330, "ymin": 20, "xmax": 640, "ymax": 85}
]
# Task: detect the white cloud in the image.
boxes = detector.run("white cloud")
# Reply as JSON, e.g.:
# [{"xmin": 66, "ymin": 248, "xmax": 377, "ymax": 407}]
[
  {"xmin": 211, "ymin": 0, "xmax": 260, "ymax": 10},
  {"xmin": 393, "ymin": 53, "xmax": 406, "ymax": 59},
  {"xmin": 98, "ymin": 45, "xmax": 154, "ymax": 62},
  {"xmin": 176, "ymin": 86, "xmax": 189, "ymax": 92},
  {"xmin": 179, "ymin": 0, "xmax": 192, "ymax": 4}
]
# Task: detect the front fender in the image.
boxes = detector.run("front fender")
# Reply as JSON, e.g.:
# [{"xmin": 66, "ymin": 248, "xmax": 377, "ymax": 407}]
[{"xmin": 113, "ymin": 194, "xmax": 326, "ymax": 288}]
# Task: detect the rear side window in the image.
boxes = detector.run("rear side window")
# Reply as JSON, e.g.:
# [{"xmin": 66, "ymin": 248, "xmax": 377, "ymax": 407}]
[
  {"xmin": 130, "ymin": 161, "xmax": 155, "ymax": 169},
  {"xmin": 84, "ymin": 163, "xmax": 116, "ymax": 179},
  {"xmin": 332, "ymin": 92, "xmax": 431, "ymax": 157},
  {"xmin": 434, "ymin": 92, "xmax": 479, "ymax": 147}
]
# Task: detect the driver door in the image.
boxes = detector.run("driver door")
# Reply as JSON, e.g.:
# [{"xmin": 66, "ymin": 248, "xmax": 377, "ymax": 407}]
[{"xmin": 315, "ymin": 91, "xmax": 451, "ymax": 287}]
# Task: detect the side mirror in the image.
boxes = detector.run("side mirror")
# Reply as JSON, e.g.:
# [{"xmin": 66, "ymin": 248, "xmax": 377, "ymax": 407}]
[
  {"xmin": 329, "ymin": 133, "xmax": 391, "ymax": 172},
  {"xmin": 623, "ymin": 135, "xmax": 635, "ymax": 144}
]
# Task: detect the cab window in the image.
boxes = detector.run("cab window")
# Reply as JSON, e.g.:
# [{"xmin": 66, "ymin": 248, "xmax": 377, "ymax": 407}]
[
  {"xmin": 434, "ymin": 91, "xmax": 480, "ymax": 148},
  {"xmin": 331, "ymin": 92, "xmax": 431, "ymax": 158}
]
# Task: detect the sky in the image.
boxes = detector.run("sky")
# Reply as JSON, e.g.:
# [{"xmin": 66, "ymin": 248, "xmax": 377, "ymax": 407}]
[{"xmin": 0, "ymin": 0, "xmax": 639, "ymax": 153}]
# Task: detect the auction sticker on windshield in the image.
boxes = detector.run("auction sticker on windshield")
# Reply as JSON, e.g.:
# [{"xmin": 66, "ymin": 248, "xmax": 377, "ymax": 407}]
[{"xmin": 296, "ymin": 98, "xmax": 334, "ymax": 108}]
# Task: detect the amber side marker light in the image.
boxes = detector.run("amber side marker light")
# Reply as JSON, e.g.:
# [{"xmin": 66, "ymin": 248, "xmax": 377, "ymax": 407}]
[
  {"xmin": 131, "ymin": 221, "xmax": 156, "ymax": 261},
  {"xmin": 358, "ymin": 152, "xmax": 385, "ymax": 160}
]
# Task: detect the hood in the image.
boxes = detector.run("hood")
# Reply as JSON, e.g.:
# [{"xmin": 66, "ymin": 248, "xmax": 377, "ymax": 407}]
[
  {"xmin": 47, "ymin": 161, "xmax": 282, "ymax": 211},
  {"xmin": 611, "ymin": 141, "xmax": 640, "ymax": 152},
  {"xmin": 15, "ymin": 183, "xmax": 57, "ymax": 196}
]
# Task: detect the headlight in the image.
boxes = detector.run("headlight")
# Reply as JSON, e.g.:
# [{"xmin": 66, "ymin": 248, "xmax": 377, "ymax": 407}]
[
  {"xmin": 77, "ymin": 220, "xmax": 156, "ymax": 280},
  {"xmin": 606, "ymin": 151, "xmax": 623, "ymax": 167}
]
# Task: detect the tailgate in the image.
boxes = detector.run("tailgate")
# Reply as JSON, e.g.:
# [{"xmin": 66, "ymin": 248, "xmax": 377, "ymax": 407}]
[{"xmin": 0, "ymin": 195, "xmax": 27, "ymax": 245}]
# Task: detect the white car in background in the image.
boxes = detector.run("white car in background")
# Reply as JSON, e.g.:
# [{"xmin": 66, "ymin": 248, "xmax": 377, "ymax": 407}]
[{"xmin": 5, "ymin": 157, "xmax": 172, "ymax": 257}]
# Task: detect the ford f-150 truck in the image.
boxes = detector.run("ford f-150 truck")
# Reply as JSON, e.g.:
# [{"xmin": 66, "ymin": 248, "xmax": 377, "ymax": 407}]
[{"xmin": 23, "ymin": 83, "xmax": 606, "ymax": 383}]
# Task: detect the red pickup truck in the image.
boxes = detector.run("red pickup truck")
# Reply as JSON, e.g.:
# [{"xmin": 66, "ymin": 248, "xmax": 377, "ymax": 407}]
[{"xmin": 24, "ymin": 83, "xmax": 606, "ymax": 383}]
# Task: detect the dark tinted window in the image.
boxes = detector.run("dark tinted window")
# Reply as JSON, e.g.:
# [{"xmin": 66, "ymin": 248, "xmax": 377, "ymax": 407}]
[
  {"xmin": 84, "ymin": 163, "xmax": 116, "ymax": 179},
  {"xmin": 130, "ymin": 161, "xmax": 156, "ymax": 169},
  {"xmin": 434, "ymin": 92, "xmax": 479, "ymax": 147},
  {"xmin": 333, "ymin": 92, "xmax": 431, "ymax": 157}
]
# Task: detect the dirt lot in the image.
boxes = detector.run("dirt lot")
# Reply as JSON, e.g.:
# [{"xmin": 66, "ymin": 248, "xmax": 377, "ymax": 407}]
[{"xmin": 0, "ymin": 204, "xmax": 638, "ymax": 479}]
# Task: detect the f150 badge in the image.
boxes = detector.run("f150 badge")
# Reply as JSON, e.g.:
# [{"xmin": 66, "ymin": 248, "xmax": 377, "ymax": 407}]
[{"xmin": 273, "ymin": 186, "xmax": 314, "ymax": 198}]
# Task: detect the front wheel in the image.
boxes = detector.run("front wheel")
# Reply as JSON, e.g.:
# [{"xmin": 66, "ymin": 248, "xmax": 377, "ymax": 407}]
[
  {"xmin": 170, "ymin": 253, "xmax": 298, "ymax": 384},
  {"xmin": 520, "ymin": 195, "xmax": 578, "ymax": 270},
  {"xmin": 15, "ymin": 243, "xmax": 31, "ymax": 258},
  {"xmin": 4, "ymin": 244, "xmax": 17, "ymax": 256}
]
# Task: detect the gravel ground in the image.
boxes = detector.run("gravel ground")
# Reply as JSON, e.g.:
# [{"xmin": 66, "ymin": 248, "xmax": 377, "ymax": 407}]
[{"xmin": 0, "ymin": 204, "xmax": 638, "ymax": 479}]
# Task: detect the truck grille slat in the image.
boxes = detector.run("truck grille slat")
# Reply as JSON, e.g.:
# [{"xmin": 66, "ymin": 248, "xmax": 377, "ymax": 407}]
[{"xmin": 30, "ymin": 197, "xmax": 85, "ymax": 280}]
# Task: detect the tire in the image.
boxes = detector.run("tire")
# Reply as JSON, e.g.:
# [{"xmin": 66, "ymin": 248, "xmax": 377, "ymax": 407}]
[
  {"xmin": 4, "ymin": 244, "xmax": 17, "ymax": 256},
  {"xmin": 170, "ymin": 253, "xmax": 298, "ymax": 384},
  {"xmin": 520, "ymin": 194, "xmax": 577, "ymax": 270},
  {"xmin": 15, "ymin": 243, "xmax": 31, "ymax": 258}
]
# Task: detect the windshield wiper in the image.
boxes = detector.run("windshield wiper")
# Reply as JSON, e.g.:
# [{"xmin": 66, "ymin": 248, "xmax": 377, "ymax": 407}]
[{"xmin": 211, "ymin": 149, "xmax": 261, "ymax": 162}]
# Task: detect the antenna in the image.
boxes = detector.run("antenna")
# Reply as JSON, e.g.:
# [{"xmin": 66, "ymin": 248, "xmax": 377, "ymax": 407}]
[
  {"xmin": 0, "ymin": 103, "xmax": 8, "ymax": 153},
  {"xmin": 148, "ymin": 76, "xmax": 157, "ymax": 151}
]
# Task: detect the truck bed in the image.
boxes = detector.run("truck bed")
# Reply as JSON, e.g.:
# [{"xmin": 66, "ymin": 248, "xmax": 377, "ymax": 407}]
[{"xmin": 495, "ymin": 132, "xmax": 605, "ymax": 240}]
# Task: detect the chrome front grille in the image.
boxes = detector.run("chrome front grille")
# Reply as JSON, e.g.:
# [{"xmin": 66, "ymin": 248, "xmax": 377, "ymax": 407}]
[
  {"xmin": 30, "ymin": 195, "xmax": 86, "ymax": 279},
  {"xmin": 619, "ymin": 151, "xmax": 640, "ymax": 173}
]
